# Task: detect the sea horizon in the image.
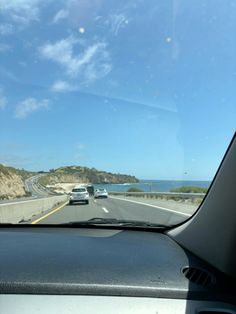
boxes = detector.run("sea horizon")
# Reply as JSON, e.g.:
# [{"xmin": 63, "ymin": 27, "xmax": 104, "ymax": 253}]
[{"xmin": 94, "ymin": 179, "xmax": 211, "ymax": 193}]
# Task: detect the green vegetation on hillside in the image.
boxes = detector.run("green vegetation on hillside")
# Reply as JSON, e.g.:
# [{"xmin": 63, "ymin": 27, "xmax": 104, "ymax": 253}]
[
  {"xmin": 0, "ymin": 164, "xmax": 35, "ymax": 179},
  {"xmin": 38, "ymin": 175, "xmax": 51, "ymax": 186},
  {"xmin": 38, "ymin": 165, "xmax": 139, "ymax": 186},
  {"xmin": 170, "ymin": 186, "xmax": 208, "ymax": 193},
  {"xmin": 127, "ymin": 187, "xmax": 144, "ymax": 192}
]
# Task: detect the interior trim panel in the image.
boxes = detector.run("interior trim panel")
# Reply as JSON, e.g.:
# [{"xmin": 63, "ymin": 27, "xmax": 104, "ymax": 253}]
[{"xmin": 0, "ymin": 295, "xmax": 235, "ymax": 314}]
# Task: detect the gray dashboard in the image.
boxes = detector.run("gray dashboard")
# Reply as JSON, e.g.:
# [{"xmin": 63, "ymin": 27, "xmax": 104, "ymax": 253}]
[{"xmin": 0, "ymin": 227, "xmax": 235, "ymax": 312}]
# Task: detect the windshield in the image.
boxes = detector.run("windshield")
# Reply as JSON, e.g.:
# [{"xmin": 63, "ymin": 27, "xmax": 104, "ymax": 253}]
[{"xmin": 0, "ymin": 0, "xmax": 235, "ymax": 227}]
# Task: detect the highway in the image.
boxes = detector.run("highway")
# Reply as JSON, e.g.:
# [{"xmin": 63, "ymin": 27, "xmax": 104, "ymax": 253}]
[
  {"xmin": 32, "ymin": 196, "xmax": 192, "ymax": 225},
  {"xmin": 25, "ymin": 174, "xmax": 50, "ymax": 197},
  {"xmin": 0, "ymin": 174, "xmax": 49, "ymax": 205},
  {"xmin": 1, "ymin": 174, "xmax": 197, "ymax": 225},
  {"xmin": 1, "ymin": 175, "xmax": 196, "ymax": 225}
]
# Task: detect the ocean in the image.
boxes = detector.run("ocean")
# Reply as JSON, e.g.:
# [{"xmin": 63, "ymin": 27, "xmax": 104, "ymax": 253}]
[{"xmin": 93, "ymin": 180, "xmax": 211, "ymax": 193}]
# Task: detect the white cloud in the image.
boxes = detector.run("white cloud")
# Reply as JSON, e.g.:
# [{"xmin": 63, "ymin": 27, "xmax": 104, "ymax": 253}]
[
  {"xmin": 15, "ymin": 97, "xmax": 49, "ymax": 119},
  {"xmin": 0, "ymin": 89, "xmax": 7, "ymax": 109},
  {"xmin": 0, "ymin": 0, "xmax": 40, "ymax": 27},
  {"xmin": 0, "ymin": 43, "xmax": 10, "ymax": 52},
  {"xmin": 39, "ymin": 36, "xmax": 112, "ymax": 82},
  {"xmin": 19, "ymin": 61, "xmax": 27, "ymax": 67},
  {"xmin": 0, "ymin": 23, "xmax": 14, "ymax": 35},
  {"xmin": 76, "ymin": 143, "xmax": 85, "ymax": 150},
  {"xmin": 39, "ymin": 36, "xmax": 79, "ymax": 76},
  {"xmin": 74, "ymin": 142, "xmax": 85, "ymax": 160},
  {"xmin": 0, "ymin": 66, "xmax": 18, "ymax": 82},
  {"xmin": 0, "ymin": 95, "xmax": 7, "ymax": 109},
  {"xmin": 53, "ymin": 9, "xmax": 69, "ymax": 23},
  {"xmin": 85, "ymin": 62, "xmax": 112, "ymax": 82},
  {"xmin": 51, "ymin": 80, "xmax": 77, "ymax": 92},
  {"xmin": 0, "ymin": 100, "xmax": 6, "ymax": 109},
  {"xmin": 58, "ymin": 0, "xmax": 102, "ymax": 28}
]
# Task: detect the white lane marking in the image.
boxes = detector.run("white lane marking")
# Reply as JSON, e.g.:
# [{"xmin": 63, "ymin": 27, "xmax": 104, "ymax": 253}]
[
  {"xmin": 94, "ymin": 200, "xmax": 97, "ymax": 203},
  {"xmin": 102, "ymin": 207, "xmax": 109, "ymax": 213},
  {"xmin": 109, "ymin": 196, "xmax": 191, "ymax": 217}
]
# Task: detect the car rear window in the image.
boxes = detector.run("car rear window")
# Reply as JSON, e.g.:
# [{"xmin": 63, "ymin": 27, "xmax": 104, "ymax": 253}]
[{"xmin": 72, "ymin": 188, "xmax": 86, "ymax": 192}]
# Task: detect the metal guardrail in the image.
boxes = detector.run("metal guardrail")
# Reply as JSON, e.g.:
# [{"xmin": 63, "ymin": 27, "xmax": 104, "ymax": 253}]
[{"xmin": 108, "ymin": 191, "xmax": 205, "ymax": 199}]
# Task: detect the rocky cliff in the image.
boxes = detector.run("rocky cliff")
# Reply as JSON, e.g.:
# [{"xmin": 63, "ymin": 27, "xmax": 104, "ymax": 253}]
[{"xmin": 0, "ymin": 165, "xmax": 33, "ymax": 200}]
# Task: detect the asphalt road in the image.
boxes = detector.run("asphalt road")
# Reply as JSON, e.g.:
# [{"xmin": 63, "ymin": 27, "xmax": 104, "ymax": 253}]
[
  {"xmin": 35, "ymin": 196, "xmax": 190, "ymax": 225},
  {"xmin": 25, "ymin": 174, "xmax": 50, "ymax": 198}
]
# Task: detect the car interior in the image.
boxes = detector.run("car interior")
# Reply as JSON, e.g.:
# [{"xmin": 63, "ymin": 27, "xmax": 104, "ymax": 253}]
[{"xmin": 0, "ymin": 133, "xmax": 235, "ymax": 313}]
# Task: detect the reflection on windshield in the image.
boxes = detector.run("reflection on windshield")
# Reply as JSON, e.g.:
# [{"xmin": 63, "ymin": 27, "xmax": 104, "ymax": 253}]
[{"xmin": 0, "ymin": 0, "xmax": 235, "ymax": 226}]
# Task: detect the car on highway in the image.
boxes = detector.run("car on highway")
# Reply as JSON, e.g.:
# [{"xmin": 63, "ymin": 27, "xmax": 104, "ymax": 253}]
[
  {"xmin": 86, "ymin": 185, "xmax": 95, "ymax": 196},
  {"xmin": 94, "ymin": 188, "xmax": 108, "ymax": 199},
  {"xmin": 69, "ymin": 187, "xmax": 89, "ymax": 205}
]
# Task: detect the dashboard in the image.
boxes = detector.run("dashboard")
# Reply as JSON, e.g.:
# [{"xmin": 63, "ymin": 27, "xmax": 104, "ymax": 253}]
[{"xmin": 0, "ymin": 227, "xmax": 235, "ymax": 313}]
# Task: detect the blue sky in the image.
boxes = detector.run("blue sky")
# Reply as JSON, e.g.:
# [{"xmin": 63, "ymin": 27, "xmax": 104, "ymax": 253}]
[{"xmin": 0, "ymin": 0, "xmax": 235, "ymax": 180}]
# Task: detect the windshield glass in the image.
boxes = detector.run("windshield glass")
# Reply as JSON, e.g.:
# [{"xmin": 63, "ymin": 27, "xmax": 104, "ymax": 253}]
[{"xmin": 0, "ymin": 0, "xmax": 235, "ymax": 226}]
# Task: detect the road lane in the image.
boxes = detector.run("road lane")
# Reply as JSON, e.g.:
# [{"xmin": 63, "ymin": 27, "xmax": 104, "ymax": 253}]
[
  {"xmin": 36, "ymin": 196, "xmax": 188, "ymax": 225},
  {"xmin": 25, "ymin": 174, "xmax": 51, "ymax": 198},
  {"xmin": 109, "ymin": 195, "xmax": 196, "ymax": 216},
  {"xmin": 37, "ymin": 199, "xmax": 109, "ymax": 224},
  {"xmin": 95, "ymin": 197, "xmax": 187, "ymax": 225}
]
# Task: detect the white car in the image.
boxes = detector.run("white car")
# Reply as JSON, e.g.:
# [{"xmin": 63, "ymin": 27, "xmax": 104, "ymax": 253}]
[
  {"xmin": 94, "ymin": 188, "xmax": 108, "ymax": 199},
  {"xmin": 69, "ymin": 187, "xmax": 89, "ymax": 205}
]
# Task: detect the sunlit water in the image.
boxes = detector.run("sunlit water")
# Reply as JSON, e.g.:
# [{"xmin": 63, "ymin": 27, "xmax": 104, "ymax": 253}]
[{"xmin": 94, "ymin": 180, "xmax": 211, "ymax": 193}]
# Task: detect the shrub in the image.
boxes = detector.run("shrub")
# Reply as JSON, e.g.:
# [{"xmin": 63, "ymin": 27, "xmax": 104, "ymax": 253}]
[
  {"xmin": 127, "ymin": 187, "xmax": 144, "ymax": 192},
  {"xmin": 25, "ymin": 191, "xmax": 32, "ymax": 197},
  {"xmin": 170, "ymin": 186, "xmax": 208, "ymax": 193}
]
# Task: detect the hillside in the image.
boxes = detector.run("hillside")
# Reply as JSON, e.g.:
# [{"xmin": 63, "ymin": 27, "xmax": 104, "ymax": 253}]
[
  {"xmin": 0, "ymin": 164, "xmax": 34, "ymax": 200},
  {"xmin": 39, "ymin": 166, "xmax": 139, "ymax": 186}
]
